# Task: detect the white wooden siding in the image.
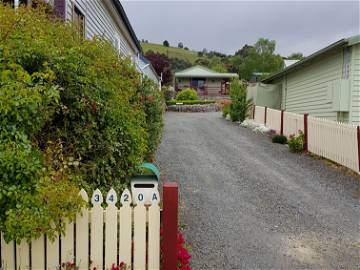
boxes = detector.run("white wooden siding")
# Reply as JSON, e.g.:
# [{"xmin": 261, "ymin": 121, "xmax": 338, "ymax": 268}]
[
  {"xmin": 284, "ymin": 50, "xmax": 343, "ymax": 121},
  {"xmin": 64, "ymin": 0, "xmax": 135, "ymax": 57},
  {"xmin": 350, "ymin": 44, "xmax": 360, "ymax": 124}
]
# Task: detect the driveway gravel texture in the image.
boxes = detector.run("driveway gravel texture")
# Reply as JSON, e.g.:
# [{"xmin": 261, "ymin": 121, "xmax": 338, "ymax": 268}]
[{"xmin": 155, "ymin": 112, "xmax": 360, "ymax": 270}]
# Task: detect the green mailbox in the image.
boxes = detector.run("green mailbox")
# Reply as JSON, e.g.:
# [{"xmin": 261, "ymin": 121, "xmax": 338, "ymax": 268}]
[{"xmin": 131, "ymin": 163, "xmax": 160, "ymax": 205}]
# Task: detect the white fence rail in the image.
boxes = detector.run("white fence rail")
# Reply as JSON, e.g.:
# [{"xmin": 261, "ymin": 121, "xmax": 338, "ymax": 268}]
[
  {"xmin": 254, "ymin": 106, "xmax": 265, "ymax": 125},
  {"xmin": 266, "ymin": 108, "xmax": 282, "ymax": 133},
  {"xmin": 308, "ymin": 117, "xmax": 359, "ymax": 172},
  {"xmin": 0, "ymin": 188, "xmax": 160, "ymax": 270},
  {"xmin": 251, "ymin": 105, "xmax": 360, "ymax": 173},
  {"xmin": 283, "ymin": 111, "xmax": 304, "ymax": 137}
]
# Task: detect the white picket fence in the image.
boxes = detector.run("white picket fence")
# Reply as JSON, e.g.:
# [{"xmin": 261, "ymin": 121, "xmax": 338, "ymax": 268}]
[
  {"xmin": 251, "ymin": 105, "xmax": 360, "ymax": 173},
  {"xmin": 0, "ymin": 188, "xmax": 160, "ymax": 270},
  {"xmin": 266, "ymin": 108, "xmax": 282, "ymax": 134},
  {"xmin": 254, "ymin": 106, "xmax": 265, "ymax": 124},
  {"xmin": 283, "ymin": 111, "xmax": 304, "ymax": 137},
  {"xmin": 308, "ymin": 117, "xmax": 359, "ymax": 172}
]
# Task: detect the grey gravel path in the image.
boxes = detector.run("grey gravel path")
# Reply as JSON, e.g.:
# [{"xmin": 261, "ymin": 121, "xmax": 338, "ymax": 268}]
[{"xmin": 156, "ymin": 112, "xmax": 360, "ymax": 270}]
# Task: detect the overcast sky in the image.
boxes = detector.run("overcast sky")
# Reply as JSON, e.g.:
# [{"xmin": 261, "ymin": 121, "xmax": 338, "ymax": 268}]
[{"xmin": 122, "ymin": 1, "xmax": 360, "ymax": 57}]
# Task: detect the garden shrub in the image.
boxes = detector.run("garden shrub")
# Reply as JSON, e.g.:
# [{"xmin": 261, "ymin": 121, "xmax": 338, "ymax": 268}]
[
  {"xmin": 229, "ymin": 79, "xmax": 253, "ymax": 122},
  {"xmin": 288, "ymin": 131, "xmax": 304, "ymax": 153},
  {"xmin": 222, "ymin": 103, "xmax": 230, "ymax": 118},
  {"xmin": 139, "ymin": 78, "xmax": 165, "ymax": 160},
  {"xmin": 176, "ymin": 88, "xmax": 199, "ymax": 100},
  {"xmin": 272, "ymin": 134, "xmax": 288, "ymax": 144},
  {"xmin": 0, "ymin": 5, "xmax": 162, "ymax": 242},
  {"xmin": 163, "ymin": 85, "xmax": 175, "ymax": 101}
]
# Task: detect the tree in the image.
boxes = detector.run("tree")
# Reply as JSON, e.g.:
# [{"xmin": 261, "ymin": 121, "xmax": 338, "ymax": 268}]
[
  {"xmin": 178, "ymin": 42, "xmax": 184, "ymax": 49},
  {"xmin": 145, "ymin": 50, "xmax": 172, "ymax": 84},
  {"xmin": 287, "ymin": 52, "xmax": 304, "ymax": 60},
  {"xmin": 184, "ymin": 47, "xmax": 189, "ymax": 51},
  {"xmin": 229, "ymin": 79, "xmax": 253, "ymax": 122},
  {"xmin": 235, "ymin": 44, "xmax": 253, "ymax": 58},
  {"xmin": 169, "ymin": 57, "xmax": 192, "ymax": 72},
  {"xmin": 233, "ymin": 38, "xmax": 284, "ymax": 81},
  {"xmin": 163, "ymin": 40, "xmax": 169, "ymax": 47}
]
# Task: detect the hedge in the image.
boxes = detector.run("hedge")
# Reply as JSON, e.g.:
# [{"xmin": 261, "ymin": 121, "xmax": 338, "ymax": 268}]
[{"xmin": 0, "ymin": 4, "xmax": 163, "ymax": 242}]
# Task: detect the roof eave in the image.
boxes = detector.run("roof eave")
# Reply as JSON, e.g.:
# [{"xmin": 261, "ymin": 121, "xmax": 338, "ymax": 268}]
[
  {"xmin": 262, "ymin": 38, "xmax": 348, "ymax": 83},
  {"xmin": 111, "ymin": 0, "xmax": 142, "ymax": 53}
]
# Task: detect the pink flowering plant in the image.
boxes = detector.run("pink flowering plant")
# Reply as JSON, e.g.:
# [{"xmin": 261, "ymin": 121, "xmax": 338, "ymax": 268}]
[{"xmin": 177, "ymin": 231, "xmax": 192, "ymax": 270}]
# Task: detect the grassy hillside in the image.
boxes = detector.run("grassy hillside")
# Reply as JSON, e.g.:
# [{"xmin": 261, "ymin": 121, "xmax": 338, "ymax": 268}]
[{"xmin": 141, "ymin": 42, "xmax": 199, "ymax": 63}]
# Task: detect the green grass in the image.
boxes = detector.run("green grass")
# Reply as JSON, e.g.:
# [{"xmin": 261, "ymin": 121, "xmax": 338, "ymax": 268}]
[{"xmin": 142, "ymin": 43, "xmax": 199, "ymax": 63}]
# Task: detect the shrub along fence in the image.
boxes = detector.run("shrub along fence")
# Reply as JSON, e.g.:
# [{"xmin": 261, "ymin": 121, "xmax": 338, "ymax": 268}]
[
  {"xmin": 0, "ymin": 184, "xmax": 180, "ymax": 270},
  {"xmin": 252, "ymin": 105, "xmax": 360, "ymax": 173}
]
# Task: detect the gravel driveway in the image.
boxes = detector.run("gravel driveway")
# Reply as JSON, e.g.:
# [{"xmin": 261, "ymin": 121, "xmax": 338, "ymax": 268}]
[{"xmin": 156, "ymin": 112, "xmax": 360, "ymax": 270}]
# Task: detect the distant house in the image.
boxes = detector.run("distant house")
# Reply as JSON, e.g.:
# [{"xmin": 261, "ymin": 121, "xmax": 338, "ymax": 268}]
[
  {"xmin": 175, "ymin": 65, "xmax": 238, "ymax": 97},
  {"xmin": 253, "ymin": 35, "xmax": 360, "ymax": 124},
  {"xmin": 5, "ymin": 0, "xmax": 160, "ymax": 85}
]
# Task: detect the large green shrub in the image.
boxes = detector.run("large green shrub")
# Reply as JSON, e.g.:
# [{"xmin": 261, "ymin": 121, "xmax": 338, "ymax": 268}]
[
  {"xmin": 176, "ymin": 88, "xmax": 199, "ymax": 100},
  {"xmin": 229, "ymin": 79, "xmax": 253, "ymax": 122},
  {"xmin": 0, "ymin": 5, "xmax": 161, "ymax": 242},
  {"xmin": 139, "ymin": 78, "xmax": 165, "ymax": 160}
]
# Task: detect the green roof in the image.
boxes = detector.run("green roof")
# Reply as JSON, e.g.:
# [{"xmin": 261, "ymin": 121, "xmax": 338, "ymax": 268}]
[
  {"xmin": 262, "ymin": 35, "xmax": 360, "ymax": 83},
  {"xmin": 175, "ymin": 65, "xmax": 238, "ymax": 79}
]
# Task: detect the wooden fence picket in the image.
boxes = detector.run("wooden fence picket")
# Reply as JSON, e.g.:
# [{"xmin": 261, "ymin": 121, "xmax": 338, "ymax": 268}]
[
  {"xmin": 90, "ymin": 189, "xmax": 104, "ymax": 269},
  {"xmin": 46, "ymin": 233, "xmax": 59, "ymax": 269},
  {"xmin": 119, "ymin": 189, "xmax": 132, "ymax": 267},
  {"xmin": 133, "ymin": 192, "xmax": 147, "ymax": 270},
  {"xmin": 148, "ymin": 191, "xmax": 161, "ymax": 270},
  {"xmin": 61, "ymin": 219, "xmax": 74, "ymax": 264},
  {"xmin": 105, "ymin": 188, "xmax": 118, "ymax": 268},
  {"xmin": 16, "ymin": 240, "xmax": 29, "ymax": 270},
  {"xmin": 31, "ymin": 235, "xmax": 45, "ymax": 270},
  {"xmin": 1, "ymin": 237, "xmax": 14, "ymax": 270},
  {"xmin": 76, "ymin": 189, "xmax": 89, "ymax": 270}
]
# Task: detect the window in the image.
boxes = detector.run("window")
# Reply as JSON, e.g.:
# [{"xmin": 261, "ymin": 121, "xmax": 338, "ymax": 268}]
[
  {"xmin": 3, "ymin": 0, "xmax": 29, "ymax": 8},
  {"xmin": 3, "ymin": 0, "xmax": 15, "ymax": 7},
  {"xmin": 73, "ymin": 6, "xmax": 85, "ymax": 37}
]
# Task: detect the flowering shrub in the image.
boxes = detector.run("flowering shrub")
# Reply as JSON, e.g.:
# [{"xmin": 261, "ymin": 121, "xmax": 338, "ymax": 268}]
[
  {"xmin": 288, "ymin": 131, "xmax": 304, "ymax": 153},
  {"xmin": 110, "ymin": 262, "xmax": 127, "ymax": 270},
  {"xmin": 177, "ymin": 232, "xmax": 191, "ymax": 270}
]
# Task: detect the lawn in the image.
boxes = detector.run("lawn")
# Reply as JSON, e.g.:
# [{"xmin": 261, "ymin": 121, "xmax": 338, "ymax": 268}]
[{"xmin": 141, "ymin": 42, "xmax": 199, "ymax": 63}]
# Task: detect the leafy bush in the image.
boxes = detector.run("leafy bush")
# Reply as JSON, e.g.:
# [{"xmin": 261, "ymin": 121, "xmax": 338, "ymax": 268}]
[
  {"xmin": 0, "ymin": 5, "xmax": 162, "ymax": 242},
  {"xmin": 229, "ymin": 79, "xmax": 253, "ymax": 122},
  {"xmin": 272, "ymin": 134, "xmax": 288, "ymax": 144},
  {"xmin": 163, "ymin": 85, "xmax": 175, "ymax": 101},
  {"xmin": 139, "ymin": 78, "xmax": 165, "ymax": 160},
  {"xmin": 222, "ymin": 103, "xmax": 230, "ymax": 118},
  {"xmin": 176, "ymin": 88, "xmax": 199, "ymax": 100},
  {"xmin": 166, "ymin": 100, "xmax": 215, "ymax": 105},
  {"xmin": 288, "ymin": 131, "xmax": 304, "ymax": 153}
]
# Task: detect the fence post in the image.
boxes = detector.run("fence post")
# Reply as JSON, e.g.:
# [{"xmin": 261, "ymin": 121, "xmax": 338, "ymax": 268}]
[
  {"xmin": 304, "ymin": 113, "xmax": 309, "ymax": 152},
  {"xmin": 264, "ymin": 106, "xmax": 267, "ymax": 125},
  {"xmin": 280, "ymin": 110, "xmax": 284, "ymax": 135},
  {"xmin": 357, "ymin": 126, "xmax": 360, "ymax": 171},
  {"xmin": 162, "ymin": 182, "xmax": 178, "ymax": 270},
  {"xmin": 252, "ymin": 105, "xmax": 256, "ymax": 119}
]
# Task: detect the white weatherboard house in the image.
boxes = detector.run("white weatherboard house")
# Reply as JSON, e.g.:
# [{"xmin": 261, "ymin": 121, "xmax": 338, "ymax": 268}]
[
  {"xmin": 254, "ymin": 35, "xmax": 360, "ymax": 125},
  {"xmin": 6, "ymin": 0, "xmax": 159, "ymax": 84}
]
